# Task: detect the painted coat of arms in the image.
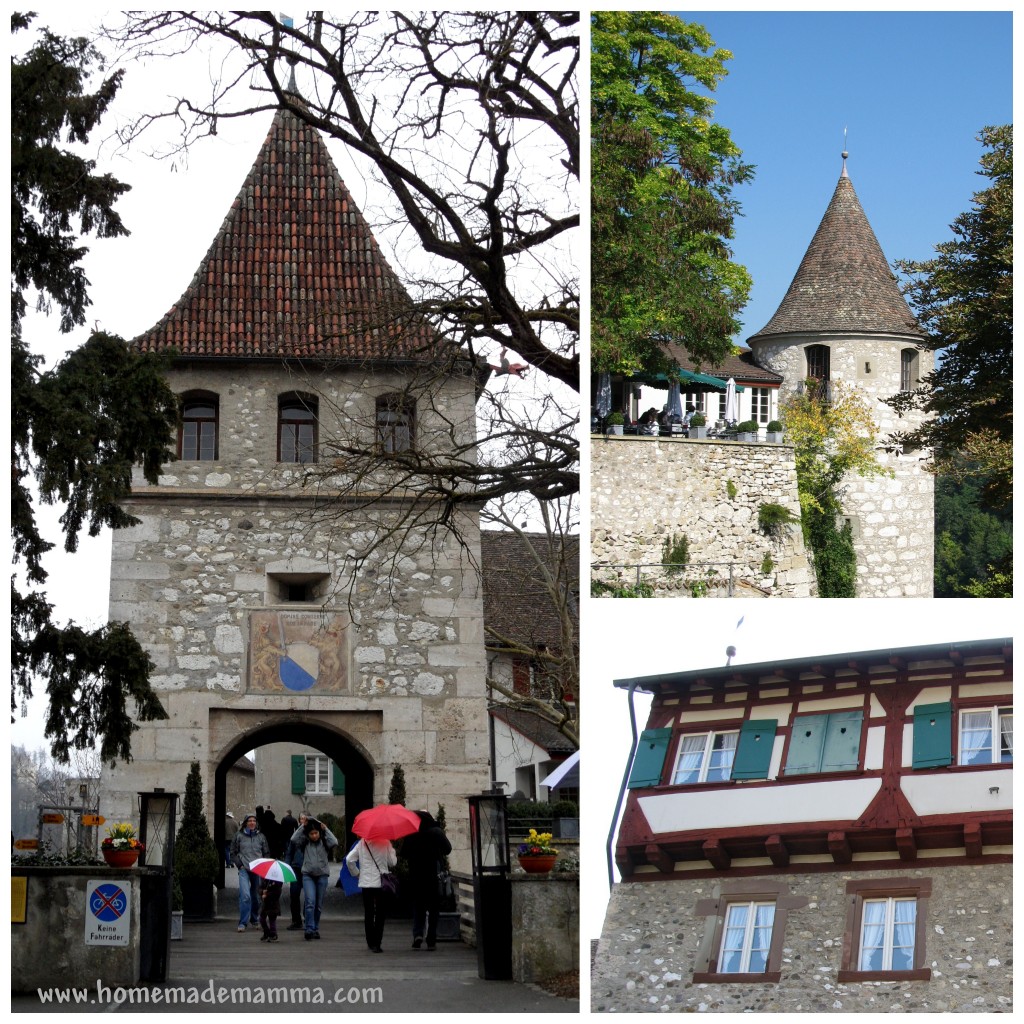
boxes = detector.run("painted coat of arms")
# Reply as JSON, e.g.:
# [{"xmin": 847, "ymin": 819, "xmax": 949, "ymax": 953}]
[{"xmin": 248, "ymin": 611, "xmax": 350, "ymax": 693}]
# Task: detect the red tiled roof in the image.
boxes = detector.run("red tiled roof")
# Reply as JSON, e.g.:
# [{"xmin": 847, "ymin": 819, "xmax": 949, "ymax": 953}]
[
  {"xmin": 748, "ymin": 169, "xmax": 924, "ymax": 343},
  {"xmin": 133, "ymin": 104, "xmax": 443, "ymax": 361},
  {"xmin": 661, "ymin": 341, "xmax": 782, "ymax": 385}
]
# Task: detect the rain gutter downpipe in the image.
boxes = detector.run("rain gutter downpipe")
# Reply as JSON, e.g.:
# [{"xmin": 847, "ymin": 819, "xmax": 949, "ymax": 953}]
[{"xmin": 606, "ymin": 679, "xmax": 647, "ymax": 889}]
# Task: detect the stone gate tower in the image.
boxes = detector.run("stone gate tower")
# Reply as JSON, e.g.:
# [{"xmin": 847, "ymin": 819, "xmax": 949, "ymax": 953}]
[
  {"xmin": 748, "ymin": 155, "xmax": 934, "ymax": 597},
  {"xmin": 101, "ymin": 89, "xmax": 490, "ymax": 870}
]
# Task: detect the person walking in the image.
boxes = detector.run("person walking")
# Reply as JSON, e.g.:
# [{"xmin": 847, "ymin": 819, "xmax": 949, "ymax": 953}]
[
  {"xmin": 346, "ymin": 835, "xmax": 398, "ymax": 953},
  {"xmin": 290, "ymin": 817, "xmax": 338, "ymax": 940},
  {"xmin": 403, "ymin": 811, "xmax": 452, "ymax": 950},
  {"xmin": 258, "ymin": 879, "xmax": 283, "ymax": 941},
  {"xmin": 230, "ymin": 813, "xmax": 270, "ymax": 932},
  {"xmin": 224, "ymin": 811, "xmax": 239, "ymax": 868},
  {"xmin": 284, "ymin": 812, "xmax": 308, "ymax": 931}
]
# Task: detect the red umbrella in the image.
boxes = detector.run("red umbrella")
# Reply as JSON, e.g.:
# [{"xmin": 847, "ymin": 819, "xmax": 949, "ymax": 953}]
[{"xmin": 351, "ymin": 804, "xmax": 421, "ymax": 842}]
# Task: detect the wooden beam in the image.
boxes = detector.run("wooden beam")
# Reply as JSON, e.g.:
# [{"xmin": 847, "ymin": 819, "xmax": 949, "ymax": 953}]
[
  {"xmin": 964, "ymin": 823, "xmax": 983, "ymax": 858},
  {"xmin": 895, "ymin": 827, "xmax": 917, "ymax": 861},
  {"xmin": 644, "ymin": 843, "xmax": 674, "ymax": 874},
  {"xmin": 827, "ymin": 831, "xmax": 852, "ymax": 864},
  {"xmin": 765, "ymin": 834, "xmax": 789, "ymax": 868},
  {"xmin": 703, "ymin": 838, "xmax": 731, "ymax": 871}
]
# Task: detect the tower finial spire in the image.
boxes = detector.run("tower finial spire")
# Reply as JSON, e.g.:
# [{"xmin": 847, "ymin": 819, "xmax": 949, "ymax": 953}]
[{"xmin": 841, "ymin": 126, "xmax": 849, "ymax": 178}]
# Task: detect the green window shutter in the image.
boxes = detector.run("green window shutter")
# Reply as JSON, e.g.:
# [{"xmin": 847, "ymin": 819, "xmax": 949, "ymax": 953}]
[
  {"xmin": 821, "ymin": 710, "xmax": 864, "ymax": 772},
  {"xmin": 912, "ymin": 702, "xmax": 953, "ymax": 768},
  {"xmin": 785, "ymin": 714, "xmax": 827, "ymax": 775},
  {"xmin": 332, "ymin": 761, "xmax": 345, "ymax": 795},
  {"xmin": 627, "ymin": 728, "xmax": 673, "ymax": 789},
  {"xmin": 291, "ymin": 755, "xmax": 306, "ymax": 794},
  {"xmin": 731, "ymin": 720, "xmax": 778, "ymax": 779}
]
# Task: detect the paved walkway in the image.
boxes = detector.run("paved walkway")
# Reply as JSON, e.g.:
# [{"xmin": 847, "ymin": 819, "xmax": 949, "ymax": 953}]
[{"xmin": 13, "ymin": 870, "xmax": 578, "ymax": 1013}]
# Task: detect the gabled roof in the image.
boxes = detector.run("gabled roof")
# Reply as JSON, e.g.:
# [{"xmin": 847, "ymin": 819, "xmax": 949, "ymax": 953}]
[
  {"xmin": 748, "ymin": 166, "xmax": 924, "ymax": 343},
  {"xmin": 659, "ymin": 341, "xmax": 782, "ymax": 386},
  {"xmin": 481, "ymin": 530, "xmax": 579, "ymax": 653},
  {"xmin": 490, "ymin": 707, "xmax": 576, "ymax": 756},
  {"xmin": 133, "ymin": 103, "xmax": 443, "ymax": 362}
]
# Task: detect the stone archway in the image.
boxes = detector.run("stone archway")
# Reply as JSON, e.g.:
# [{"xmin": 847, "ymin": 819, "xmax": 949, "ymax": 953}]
[{"xmin": 212, "ymin": 714, "xmax": 375, "ymax": 887}]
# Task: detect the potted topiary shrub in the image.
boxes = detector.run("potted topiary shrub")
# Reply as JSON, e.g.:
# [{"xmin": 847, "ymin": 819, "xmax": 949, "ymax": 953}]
[
  {"xmin": 736, "ymin": 419, "xmax": 760, "ymax": 442},
  {"xmin": 174, "ymin": 762, "xmax": 220, "ymax": 921},
  {"xmin": 606, "ymin": 411, "xmax": 625, "ymax": 435},
  {"xmin": 766, "ymin": 419, "xmax": 785, "ymax": 443},
  {"xmin": 688, "ymin": 411, "xmax": 707, "ymax": 439}
]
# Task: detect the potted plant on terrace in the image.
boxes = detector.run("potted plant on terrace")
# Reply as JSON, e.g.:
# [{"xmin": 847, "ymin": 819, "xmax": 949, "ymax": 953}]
[
  {"xmin": 606, "ymin": 411, "xmax": 625, "ymax": 435},
  {"xmin": 101, "ymin": 822, "xmax": 144, "ymax": 867},
  {"xmin": 517, "ymin": 828, "xmax": 559, "ymax": 875},
  {"xmin": 736, "ymin": 419, "xmax": 760, "ymax": 442},
  {"xmin": 688, "ymin": 411, "xmax": 707, "ymax": 439},
  {"xmin": 766, "ymin": 419, "xmax": 785, "ymax": 443}
]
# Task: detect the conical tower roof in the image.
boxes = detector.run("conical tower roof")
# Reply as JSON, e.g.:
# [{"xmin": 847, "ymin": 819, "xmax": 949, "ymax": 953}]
[
  {"xmin": 134, "ymin": 104, "xmax": 441, "ymax": 361},
  {"xmin": 748, "ymin": 165, "xmax": 923, "ymax": 342}
]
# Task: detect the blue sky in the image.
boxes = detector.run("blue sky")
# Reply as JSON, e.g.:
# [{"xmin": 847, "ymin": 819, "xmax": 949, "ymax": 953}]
[{"xmin": 669, "ymin": 10, "xmax": 1013, "ymax": 347}]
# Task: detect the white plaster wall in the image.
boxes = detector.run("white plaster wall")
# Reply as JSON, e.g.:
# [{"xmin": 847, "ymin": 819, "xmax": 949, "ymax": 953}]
[{"xmin": 902, "ymin": 768, "xmax": 1012, "ymax": 817}]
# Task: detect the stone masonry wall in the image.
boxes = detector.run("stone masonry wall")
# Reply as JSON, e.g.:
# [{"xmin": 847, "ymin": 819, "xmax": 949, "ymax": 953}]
[
  {"xmin": 593, "ymin": 864, "xmax": 1011, "ymax": 1013},
  {"xmin": 591, "ymin": 435, "xmax": 812, "ymax": 597},
  {"xmin": 101, "ymin": 363, "xmax": 489, "ymax": 873},
  {"xmin": 753, "ymin": 334, "xmax": 935, "ymax": 597}
]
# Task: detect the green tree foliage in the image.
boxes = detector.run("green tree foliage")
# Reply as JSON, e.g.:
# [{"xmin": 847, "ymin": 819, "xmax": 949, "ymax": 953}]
[
  {"xmin": 782, "ymin": 382, "xmax": 890, "ymax": 598},
  {"xmin": 885, "ymin": 125, "xmax": 1012, "ymax": 512},
  {"xmin": 11, "ymin": 14, "xmax": 178, "ymax": 763},
  {"xmin": 174, "ymin": 762, "xmax": 220, "ymax": 883},
  {"xmin": 591, "ymin": 12, "xmax": 753, "ymax": 376},
  {"xmin": 934, "ymin": 463, "xmax": 1012, "ymax": 598},
  {"xmin": 387, "ymin": 763, "xmax": 407, "ymax": 807}
]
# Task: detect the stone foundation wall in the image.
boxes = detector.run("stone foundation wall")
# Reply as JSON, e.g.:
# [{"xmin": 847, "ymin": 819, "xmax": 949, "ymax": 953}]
[
  {"xmin": 591, "ymin": 435, "xmax": 812, "ymax": 597},
  {"xmin": 593, "ymin": 863, "xmax": 1011, "ymax": 1013},
  {"xmin": 511, "ymin": 874, "xmax": 579, "ymax": 984}
]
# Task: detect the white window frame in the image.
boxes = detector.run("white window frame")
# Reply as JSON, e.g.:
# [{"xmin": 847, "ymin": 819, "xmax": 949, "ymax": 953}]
[
  {"xmin": 858, "ymin": 897, "xmax": 917, "ymax": 972},
  {"xmin": 719, "ymin": 900, "xmax": 776, "ymax": 974},
  {"xmin": 671, "ymin": 730, "xmax": 738, "ymax": 785},
  {"xmin": 305, "ymin": 753, "xmax": 330, "ymax": 795},
  {"xmin": 750, "ymin": 387, "xmax": 771, "ymax": 424},
  {"xmin": 958, "ymin": 706, "xmax": 1012, "ymax": 765}
]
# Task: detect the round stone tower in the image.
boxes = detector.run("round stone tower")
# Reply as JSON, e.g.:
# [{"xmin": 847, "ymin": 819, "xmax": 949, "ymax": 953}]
[{"xmin": 747, "ymin": 155, "xmax": 934, "ymax": 597}]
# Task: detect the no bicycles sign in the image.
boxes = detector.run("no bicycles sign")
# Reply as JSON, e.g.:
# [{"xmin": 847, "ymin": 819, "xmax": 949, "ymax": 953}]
[{"xmin": 84, "ymin": 880, "xmax": 130, "ymax": 946}]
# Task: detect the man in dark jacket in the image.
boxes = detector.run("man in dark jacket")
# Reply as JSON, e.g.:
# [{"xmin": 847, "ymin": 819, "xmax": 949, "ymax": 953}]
[
  {"xmin": 403, "ymin": 811, "xmax": 452, "ymax": 950},
  {"xmin": 230, "ymin": 813, "xmax": 270, "ymax": 932}
]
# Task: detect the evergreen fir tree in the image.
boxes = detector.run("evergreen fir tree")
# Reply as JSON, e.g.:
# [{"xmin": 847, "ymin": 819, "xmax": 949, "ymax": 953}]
[
  {"xmin": 174, "ymin": 762, "xmax": 219, "ymax": 885},
  {"xmin": 388, "ymin": 763, "xmax": 407, "ymax": 806}
]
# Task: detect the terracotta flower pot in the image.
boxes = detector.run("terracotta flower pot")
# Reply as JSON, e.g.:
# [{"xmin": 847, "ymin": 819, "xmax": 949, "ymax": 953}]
[
  {"xmin": 102, "ymin": 847, "xmax": 140, "ymax": 868},
  {"xmin": 518, "ymin": 854, "xmax": 557, "ymax": 874}
]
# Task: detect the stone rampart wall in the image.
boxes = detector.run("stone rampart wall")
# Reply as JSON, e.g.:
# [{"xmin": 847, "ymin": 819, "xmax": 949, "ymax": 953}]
[
  {"xmin": 593, "ymin": 864, "xmax": 1012, "ymax": 1013},
  {"xmin": 591, "ymin": 436, "xmax": 812, "ymax": 597}
]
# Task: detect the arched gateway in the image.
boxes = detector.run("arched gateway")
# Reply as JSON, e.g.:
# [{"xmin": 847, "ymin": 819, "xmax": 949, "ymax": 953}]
[{"xmin": 99, "ymin": 81, "xmax": 490, "ymax": 872}]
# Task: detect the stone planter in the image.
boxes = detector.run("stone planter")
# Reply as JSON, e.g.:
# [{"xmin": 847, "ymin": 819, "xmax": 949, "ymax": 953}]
[
  {"xmin": 766, "ymin": 431, "xmax": 785, "ymax": 443},
  {"xmin": 102, "ymin": 848, "xmax": 140, "ymax": 868},
  {"xmin": 739, "ymin": 432, "xmax": 759, "ymax": 442},
  {"xmin": 554, "ymin": 817, "xmax": 579, "ymax": 839},
  {"xmin": 170, "ymin": 910, "xmax": 183, "ymax": 941},
  {"xmin": 606, "ymin": 424, "xmax": 624, "ymax": 435},
  {"xmin": 689, "ymin": 425, "xmax": 707, "ymax": 439},
  {"xmin": 518, "ymin": 854, "xmax": 557, "ymax": 875}
]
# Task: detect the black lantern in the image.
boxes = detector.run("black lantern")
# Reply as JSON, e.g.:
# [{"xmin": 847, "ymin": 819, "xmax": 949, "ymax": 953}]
[
  {"xmin": 467, "ymin": 787, "xmax": 512, "ymax": 979},
  {"xmin": 468, "ymin": 788, "xmax": 511, "ymax": 874},
  {"xmin": 137, "ymin": 789, "xmax": 179, "ymax": 983},
  {"xmin": 138, "ymin": 789, "xmax": 178, "ymax": 868}
]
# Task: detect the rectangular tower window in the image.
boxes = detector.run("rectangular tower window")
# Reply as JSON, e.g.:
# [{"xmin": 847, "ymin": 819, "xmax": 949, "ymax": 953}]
[{"xmin": 719, "ymin": 901, "xmax": 776, "ymax": 974}]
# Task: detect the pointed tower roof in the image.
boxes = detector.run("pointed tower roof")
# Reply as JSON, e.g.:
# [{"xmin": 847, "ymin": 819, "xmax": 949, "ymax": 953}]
[
  {"xmin": 748, "ymin": 163, "xmax": 923, "ymax": 343},
  {"xmin": 134, "ymin": 105, "xmax": 441, "ymax": 361}
]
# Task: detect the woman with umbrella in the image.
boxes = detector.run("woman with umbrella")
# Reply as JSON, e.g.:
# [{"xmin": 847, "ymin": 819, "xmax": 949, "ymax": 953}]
[
  {"xmin": 346, "ymin": 805, "xmax": 416, "ymax": 953},
  {"xmin": 289, "ymin": 817, "xmax": 338, "ymax": 941}
]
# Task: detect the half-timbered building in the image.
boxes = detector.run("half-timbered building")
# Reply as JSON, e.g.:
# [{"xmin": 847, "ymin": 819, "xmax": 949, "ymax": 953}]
[{"xmin": 593, "ymin": 638, "xmax": 1012, "ymax": 1012}]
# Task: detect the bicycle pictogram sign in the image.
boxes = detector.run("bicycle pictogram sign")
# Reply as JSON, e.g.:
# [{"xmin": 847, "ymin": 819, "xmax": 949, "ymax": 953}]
[{"xmin": 90, "ymin": 883, "xmax": 128, "ymax": 922}]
